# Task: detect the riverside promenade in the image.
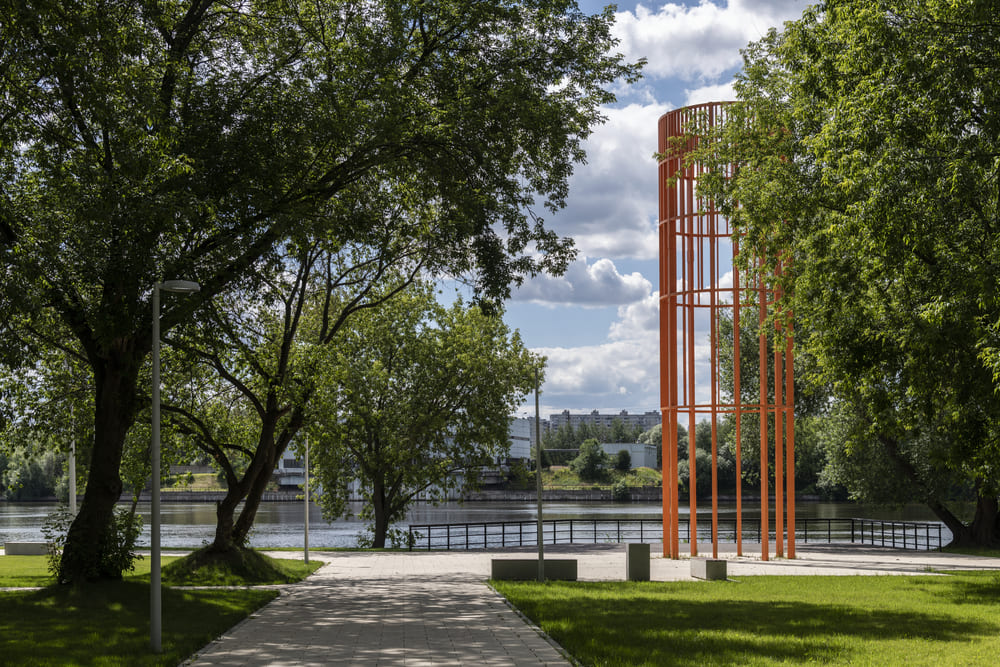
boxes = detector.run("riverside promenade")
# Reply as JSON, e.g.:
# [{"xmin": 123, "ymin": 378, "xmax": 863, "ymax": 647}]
[{"xmin": 183, "ymin": 544, "xmax": 999, "ymax": 666}]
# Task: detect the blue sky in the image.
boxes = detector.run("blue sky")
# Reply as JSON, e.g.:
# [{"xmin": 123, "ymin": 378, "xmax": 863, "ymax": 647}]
[{"xmin": 503, "ymin": 0, "xmax": 809, "ymax": 418}]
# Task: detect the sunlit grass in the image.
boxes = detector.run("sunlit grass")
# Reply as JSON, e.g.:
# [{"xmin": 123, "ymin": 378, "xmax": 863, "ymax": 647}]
[
  {"xmin": 159, "ymin": 548, "xmax": 321, "ymax": 586},
  {"xmin": 494, "ymin": 572, "xmax": 1000, "ymax": 666},
  {"xmin": 542, "ymin": 466, "xmax": 662, "ymax": 489},
  {"xmin": 0, "ymin": 555, "xmax": 180, "ymax": 588},
  {"xmin": 1, "ymin": 551, "xmax": 320, "ymax": 587}
]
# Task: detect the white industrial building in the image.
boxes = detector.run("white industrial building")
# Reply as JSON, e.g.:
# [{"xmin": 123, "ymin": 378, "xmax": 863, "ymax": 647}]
[{"xmin": 600, "ymin": 442, "xmax": 658, "ymax": 469}]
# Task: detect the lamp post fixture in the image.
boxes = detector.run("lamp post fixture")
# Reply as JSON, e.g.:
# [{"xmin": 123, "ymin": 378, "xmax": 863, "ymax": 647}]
[{"xmin": 151, "ymin": 279, "xmax": 200, "ymax": 654}]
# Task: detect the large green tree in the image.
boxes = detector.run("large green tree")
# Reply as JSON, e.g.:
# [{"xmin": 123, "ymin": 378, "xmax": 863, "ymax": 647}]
[
  {"xmin": 0, "ymin": 0, "xmax": 640, "ymax": 581},
  {"xmin": 694, "ymin": 0, "xmax": 1000, "ymax": 546},
  {"xmin": 308, "ymin": 284, "xmax": 538, "ymax": 548},
  {"xmin": 160, "ymin": 223, "xmax": 427, "ymax": 556}
]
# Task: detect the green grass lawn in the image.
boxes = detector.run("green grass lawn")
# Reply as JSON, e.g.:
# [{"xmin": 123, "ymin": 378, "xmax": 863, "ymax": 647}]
[
  {"xmin": 0, "ymin": 553, "xmax": 321, "ymax": 587},
  {"xmin": 0, "ymin": 551, "xmax": 321, "ymax": 664},
  {"xmin": 0, "ymin": 581, "xmax": 276, "ymax": 666},
  {"xmin": 0, "ymin": 555, "xmax": 182, "ymax": 587},
  {"xmin": 494, "ymin": 572, "xmax": 1000, "ymax": 666}
]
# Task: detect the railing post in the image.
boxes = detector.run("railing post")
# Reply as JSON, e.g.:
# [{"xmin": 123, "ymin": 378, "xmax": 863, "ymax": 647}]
[
  {"xmin": 827, "ymin": 519, "xmax": 831, "ymax": 544},
  {"xmin": 447, "ymin": 524, "xmax": 451, "ymax": 550}
]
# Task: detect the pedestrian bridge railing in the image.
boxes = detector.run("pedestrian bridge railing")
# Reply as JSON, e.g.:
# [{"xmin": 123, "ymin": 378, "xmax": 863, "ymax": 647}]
[{"xmin": 406, "ymin": 517, "xmax": 944, "ymax": 552}]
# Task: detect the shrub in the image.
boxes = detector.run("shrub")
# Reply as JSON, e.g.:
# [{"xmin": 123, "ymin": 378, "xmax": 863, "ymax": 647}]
[
  {"xmin": 614, "ymin": 449, "xmax": 632, "ymax": 472},
  {"xmin": 43, "ymin": 506, "xmax": 143, "ymax": 582}
]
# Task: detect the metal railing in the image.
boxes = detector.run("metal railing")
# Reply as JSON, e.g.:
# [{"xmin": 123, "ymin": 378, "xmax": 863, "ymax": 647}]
[{"xmin": 407, "ymin": 517, "xmax": 944, "ymax": 552}]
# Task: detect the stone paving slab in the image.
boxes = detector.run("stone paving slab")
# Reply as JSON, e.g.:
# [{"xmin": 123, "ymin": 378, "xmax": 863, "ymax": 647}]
[
  {"xmin": 184, "ymin": 553, "xmax": 572, "ymax": 666},
  {"xmin": 182, "ymin": 544, "xmax": 999, "ymax": 666}
]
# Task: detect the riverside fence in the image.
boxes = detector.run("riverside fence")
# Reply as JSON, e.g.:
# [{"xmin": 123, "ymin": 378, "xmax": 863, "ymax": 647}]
[{"xmin": 407, "ymin": 517, "xmax": 944, "ymax": 552}]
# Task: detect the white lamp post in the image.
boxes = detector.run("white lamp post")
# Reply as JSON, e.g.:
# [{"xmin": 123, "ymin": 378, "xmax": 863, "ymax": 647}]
[
  {"xmin": 304, "ymin": 436, "xmax": 310, "ymax": 565},
  {"xmin": 151, "ymin": 279, "xmax": 200, "ymax": 653}
]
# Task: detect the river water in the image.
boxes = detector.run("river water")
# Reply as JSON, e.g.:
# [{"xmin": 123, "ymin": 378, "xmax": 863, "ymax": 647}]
[{"xmin": 0, "ymin": 499, "xmax": 959, "ymax": 549}]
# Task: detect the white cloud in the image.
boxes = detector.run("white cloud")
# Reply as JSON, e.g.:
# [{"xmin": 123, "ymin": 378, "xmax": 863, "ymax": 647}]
[
  {"xmin": 513, "ymin": 257, "xmax": 652, "ymax": 307},
  {"xmin": 613, "ymin": 1, "xmax": 806, "ymax": 82},
  {"xmin": 550, "ymin": 102, "xmax": 670, "ymax": 260},
  {"xmin": 684, "ymin": 81, "xmax": 737, "ymax": 107},
  {"xmin": 609, "ymin": 292, "xmax": 659, "ymax": 341},
  {"xmin": 533, "ymin": 289, "xmax": 661, "ymax": 411},
  {"xmin": 532, "ymin": 287, "xmax": 739, "ymax": 412}
]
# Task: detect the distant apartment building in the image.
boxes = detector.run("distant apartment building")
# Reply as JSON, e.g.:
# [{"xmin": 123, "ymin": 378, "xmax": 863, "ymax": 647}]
[{"xmin": 548, "ymin": 409, "xmax": 661, "ymax": 432}]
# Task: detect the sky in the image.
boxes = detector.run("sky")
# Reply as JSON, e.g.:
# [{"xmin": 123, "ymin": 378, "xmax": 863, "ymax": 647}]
[{"xmin": 503, "ymin": 0, "xmax": 809, "ymax": 419}]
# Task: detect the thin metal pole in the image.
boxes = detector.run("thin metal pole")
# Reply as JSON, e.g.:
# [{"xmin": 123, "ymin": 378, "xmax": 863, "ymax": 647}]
[
  {"xmin": 304, "ymin": 437, "xmax": 309, "ymax": 565},
  {"xmin": 535, "ymin": 367, "xmax": 544, "ymax": 582},
  {"xmin": 151, "ymin": 284, "xmax": 162, "ymax": 654},
  {"xmin": 69, "ymin": 404, "xmax": 76, "ymax": 512},
  {"xmin": 759, "ymin": 264, "xmax": 769, "ymax": 562},
  {"xmin": 149, "ymin": 279, "xmax": 198, "ymax": 654}
]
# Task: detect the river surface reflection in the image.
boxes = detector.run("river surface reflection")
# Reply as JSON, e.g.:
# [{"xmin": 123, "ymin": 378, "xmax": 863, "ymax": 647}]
[{"xmin": 0, "ymin": 499, "xmax": 958, "ymax": 549}]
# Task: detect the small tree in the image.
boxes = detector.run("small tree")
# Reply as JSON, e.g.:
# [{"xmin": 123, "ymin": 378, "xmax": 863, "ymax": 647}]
[
  {"xmin": 309, "ymin": 285, "xmax": 538, "ymax": 548},
  {"xmin": 614, "ymin": 449, "xmax": 632, "ymax": 473},
  {"xmin": 570, "ymin": 438, "xmax": 610, "ymax": 483}
]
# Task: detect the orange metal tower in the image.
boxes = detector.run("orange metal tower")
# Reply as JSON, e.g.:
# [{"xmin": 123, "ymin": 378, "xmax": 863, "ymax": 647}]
[{"xmin": 658, "ymin": 102, "xmax": 795, "ymax": 561}]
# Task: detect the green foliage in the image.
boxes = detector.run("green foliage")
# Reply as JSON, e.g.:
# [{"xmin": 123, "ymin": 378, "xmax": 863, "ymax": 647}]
[
  {"xmin": 309, "ymin": 284, "xmax": 539, "ymax": 547},
  {"xmin": 611, "ymin": 478, "xmax": 630, "ymax": 501},
  {"xmin": 542, "ymin": 419, "xmax": 646, "ymax": 456},
  {"xmin": 692, "ymin": 0, "xmax": 1000, "ymax": 544},
  {"xmin": 495, "ymin": 572, "xmax": 1000, "ymax": 666},
  {"xmin": 0, "ymin": 447, "xmax": 63, "ymax": 500},
  {"xmin": 43, "ymin": 506, "xmax": 143, "ymax": 583},
  {"xmin": 1, "ymin": 0, "xmax": 641, "ymax": 580},
  {"xmin": 569, "ymin": 438, "xmax": 610, "ymax": 483},
  {"xmin": 539, "ymin": 466, "xmax": 661, "ymax": 489},
  {"xmin": 614, "ymin": 449, "xmax": 632, "ymax": 473},
  {"xmin": 355, "ymin": 526, "xmax": 417, "ymax": 550}
]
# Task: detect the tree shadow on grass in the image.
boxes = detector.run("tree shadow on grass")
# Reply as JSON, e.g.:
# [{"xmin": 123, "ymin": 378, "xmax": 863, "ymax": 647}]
[
  {"xmin": 0, "ymin": 581, "xmax": 276, "ymax": 666},
  {"xmin": 916, "ymin": 571, "xmax": 1000, "ymax": 606},
  {"xmin": 508, "ymin": 584, "xmax": 998, "ymax": 666}
]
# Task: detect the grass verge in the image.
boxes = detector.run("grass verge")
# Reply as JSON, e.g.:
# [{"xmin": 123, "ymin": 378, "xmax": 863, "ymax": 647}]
[
  {"xmin": 1, "ymin": 550, "xmax": 321, "ymax": 587},
  {"xmin": 943, "ymin": 546, "xmax": 1000, "ymax": 558},
  {"xmin": 493, "ymin": 572, "xmax": 1000, "ymax": 666},
  {"xmin": 0, "ymin": 581, "xmax": 275, "ymax": 666},
  {"xmin": 160, "ymin": 547, "xmax": 322, "ymax": 586},
  {"xmin": 0, "ymin": 555, "xmax": 180, "ymax": 588}
]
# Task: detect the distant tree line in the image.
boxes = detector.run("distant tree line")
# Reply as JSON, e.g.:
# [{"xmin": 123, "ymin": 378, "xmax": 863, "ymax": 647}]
[{"xmin": 538, "ymin": 419, "xmax": 646, "ymax": 466}]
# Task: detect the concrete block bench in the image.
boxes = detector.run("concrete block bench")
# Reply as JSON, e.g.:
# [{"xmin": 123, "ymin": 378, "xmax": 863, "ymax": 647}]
[
  {"xmin": 491, "ymin": 558, "xmax": 578, "ymax": 581},
  {"xmin": 626, "ymin": 543, "xmax": 650, "ymax": 581},
  {"xmin": 4, "ymin": 542, "xmax": 51, "ymax": 556},
  {"xmin": 691, "ymin": 558, "xmax": 727, "ymax": 581}
]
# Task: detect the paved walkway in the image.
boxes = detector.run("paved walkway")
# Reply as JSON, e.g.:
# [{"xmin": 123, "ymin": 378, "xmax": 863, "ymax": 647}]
[{"xmin": 183, "ymin": 544, "xmax": 1000, "ymax": 666}]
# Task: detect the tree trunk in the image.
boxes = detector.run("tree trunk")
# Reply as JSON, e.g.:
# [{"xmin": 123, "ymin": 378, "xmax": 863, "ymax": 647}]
[
  {"xmin": 211, "ymin": 483, "xmax": 245, "ymax": 553},
  {"xmin": 59, "ymin": 353, "xmax": 140, "ymax": 583},
  {"xmin": 372, "ymin": 478, "xmax": 389, "ymax": 548},
  {"xmin": 967, "ymin": 492, "xmax": 999, "ymax": 547},
  {"xmin": 231, "ymin": 448, "xmax": 283, "ymax": 548},
  {"xmin": 210, "ymin": 415, "xmax": 297, "ymax": 552}
]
